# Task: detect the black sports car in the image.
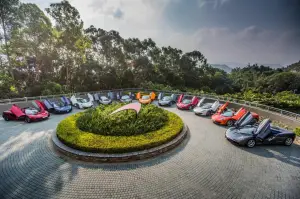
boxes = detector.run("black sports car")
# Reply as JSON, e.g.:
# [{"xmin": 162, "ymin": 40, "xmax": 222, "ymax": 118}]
[{"xmin": 225, "ymin": 112, "xmax": 295, "ymax": 148}]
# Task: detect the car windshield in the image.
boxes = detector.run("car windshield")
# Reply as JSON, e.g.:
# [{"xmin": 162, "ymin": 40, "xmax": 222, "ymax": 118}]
[
  {"xmin": 121, "ymin": 95, "xmax": 130, "ymax": 100},
  {"xmin": 221, "ymin": 111, "xmax": 234, "ymax": 117},
  {"xmin": 142, "ymin": 95, "xmax": 150, "ymax": 100},
  {"xmin": 101, "ymin": 96, "xmax": 109, "ymax": 101},
  {"xmin": 182, "ymin": 99, "xmax": 191, "ymax": 104},
  {"xmin": 162, "ymin": 96, "xmax": 171, "ymax": 101},
  {"xmin": 52, "ymin": 100, "xmax": 65, "ymax": 107},
  {"xmin": 77, "ymin": 98, "xmax": 87, "ymax": 103},
  {"xmin": 202, "ymin": 103, "xmax": 212, "ymax": 109},
  {"xmin": 25, "ymin": 108, "xmax": 38, "ymax": 115}
]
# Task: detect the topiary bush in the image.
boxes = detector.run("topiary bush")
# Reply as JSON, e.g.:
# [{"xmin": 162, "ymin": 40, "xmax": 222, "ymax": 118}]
[
  {"xmin": 76, "ymin": 103, "xmax": 168, "ymax": 136},
  {"xmin": 56, "ymin": 109, "xmax": 184, "ymax": 153}
]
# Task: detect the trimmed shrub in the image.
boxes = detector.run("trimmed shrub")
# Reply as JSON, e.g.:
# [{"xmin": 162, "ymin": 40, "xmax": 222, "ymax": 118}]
[
  {"xmin": 56, "ymin": 110, "xmax": 184, "ymax": 153},
  {"xmin": 76, "ymin": 104, "xmax": 168, "ymax": 136},
  {"xmin": 294, "ymin": 128, "xmax": 300, "ymax": 136}
]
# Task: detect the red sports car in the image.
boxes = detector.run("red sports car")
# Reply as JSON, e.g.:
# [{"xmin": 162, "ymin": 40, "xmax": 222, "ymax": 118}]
[
  {"xmin": 2, "ymin": 100, "xmax": 50, "ymax": 123},
  {"xmin": 211, "ymin": 105, "xmax": 259, "ymax": 126},
  {"xmin": 176, "ymin": 94, "xmax": 199, "ymax": 110}
]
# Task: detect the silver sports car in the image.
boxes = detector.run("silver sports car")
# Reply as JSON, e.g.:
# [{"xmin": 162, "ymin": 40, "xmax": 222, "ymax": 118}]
[
  {"xmin": 193, "ymin": 99, "xmax": 220, "ymax": 116},
  {"xmin": 157, "ymin": 93, "xmax": 176, "ymax": 106}
]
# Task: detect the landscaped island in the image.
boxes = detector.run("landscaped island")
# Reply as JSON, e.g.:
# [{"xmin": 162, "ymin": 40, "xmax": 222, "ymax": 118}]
[{"xmin": 56, "ymin": 104, "xmax": 184, "ymax": 153}]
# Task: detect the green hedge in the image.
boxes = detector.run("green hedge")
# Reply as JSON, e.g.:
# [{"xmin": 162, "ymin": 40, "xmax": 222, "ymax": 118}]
[
  {"xmin": 56, "ymin": 110, "xmax": 184, "ymax": 153},
  {"xmin": 294, "ymin": 128, "xmax": 300, "ymax": 136},
  {"xmin": 76, "ymin": 104, "xmax": 168, "ymax": 136}
]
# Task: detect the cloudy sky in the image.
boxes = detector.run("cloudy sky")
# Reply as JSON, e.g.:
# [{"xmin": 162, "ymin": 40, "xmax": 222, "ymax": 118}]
[{"xmin": 24, "ymin": 0, "xmax": 300, "ymax": 66}]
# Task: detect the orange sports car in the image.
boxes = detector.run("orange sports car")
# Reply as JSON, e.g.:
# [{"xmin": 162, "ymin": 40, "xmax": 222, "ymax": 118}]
[
  {"xmin": 211, "ymin": 103, "xmax": 259, "ymax": 126},
  {"xmin": 137, "ymin": 92, "xmax": 156, "ymax": 104}
]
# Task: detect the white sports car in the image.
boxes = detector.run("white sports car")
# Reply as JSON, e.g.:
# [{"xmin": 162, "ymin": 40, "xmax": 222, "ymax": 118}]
[
  {"xmin": 99, "ymin": 96, "xmax": 112, "ymax": 105},
  {"xmin": 193, "ymin": 99, "xmax": 220, "ymax": 116},
  {"xmin": 70, "ymin": 93, "xmax": 94, "ymax": 109}
]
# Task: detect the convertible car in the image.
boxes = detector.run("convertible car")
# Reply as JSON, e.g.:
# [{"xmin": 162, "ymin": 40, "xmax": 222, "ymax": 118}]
[
  {"xmin": 42, "ymin": 97, "xmax": 72, "ymax": 114},
  {"xmin": 176, "ymin": 94, "xmax": 199, "ymax": 110},
  {"xmin": 225, "ymin": 112, "xmax": 295, "ymax": 148},
  {"xmin": 212, "ymin": 105, "xmax": 259, "ymax": 126},
  {"xmin": 157, "ymin": 93, "xmax": 176, "ymax": 106},
  {"xmin": 193, "ymin": 98, "xmax": 221, "ymax": 116},
  {"xmin": 2, "ymin": 100, "xmax": 50, "ymax": 123},
  {"xmin": 137, "ymin": 92, "xmax": 156, "ymax": 104},
  {"xmin": 70, "ymin": 93, "xmax": 94, "ymax": 109}
]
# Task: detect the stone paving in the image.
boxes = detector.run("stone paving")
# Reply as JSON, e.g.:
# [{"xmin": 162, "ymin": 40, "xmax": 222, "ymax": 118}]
[{"xmin": 0, "ymin": 105, "xmax": 300, "ymax": 199}]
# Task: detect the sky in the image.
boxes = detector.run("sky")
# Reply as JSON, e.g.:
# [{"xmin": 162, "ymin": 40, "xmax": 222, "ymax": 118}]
[{"xmin": 23, "ymin": 0, "xmax": 300, "ymax": 66}]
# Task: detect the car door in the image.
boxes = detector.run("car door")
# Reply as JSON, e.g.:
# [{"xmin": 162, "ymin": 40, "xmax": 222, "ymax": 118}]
[
  {"xmin": 191, "ymin": 96, "xmax": 198, "ymax": 106},
  {"xmin": 32, "ymin": 100, "xmax": 45, "ymax": 112},
  {"xmin": 43, "ymin": 99, "xmax": 53, "ymax": 109},
  {"xmin": 158, "ymin": 93, "xmax": 163, "ymax": 100},
  {"xmin": 61, "ymin": 96, "xmax": 71, "ymax": 105},
  {"xmin": 150, "ymin": 92, "xmax": 156, "ymax": 100},
  {"xmin": 217, "ymin": 101, "xmax": 229, "ymax": 113},
  {"xmin": 136, "ymin": 92, "xmax": 141, "ymax": 100},
  {"xmin": 70, "ymin": 95, "xmax": 77, "ymax": 105},
  {"xmin": 235, "ymin": 111, "xmax": 253, "ymax": 127},
  {"xmin": 255, "ymin": 119, "xmax": 271, "ymax": 141},
  {"xmin": 177, "ymin": 94, "xmax": 184, "ymax": 103},
  {"xmin": 10, "ymin": 105, "xmax": 25, "ymax": 118},
  {"xmin": 87, "ymin": 93, "xmax": 94, "ymax": 102},
  {"xmin": 171, "ymin": 94, "xmax": 176, "ymax": 102},
  {"xmin": 93, "ymin": 93, "xmax": 99, "ymax": 101},
  {"xmin": 197, "ymin": 98, "xmax": 205, "ymax": 107},
  {"xmin": 211, "ymin": 101, "xmax": 220, "ymax": 112},
  {"xmin": 232, "ymin": 108, "xmax": 246, "ymax": 120}
]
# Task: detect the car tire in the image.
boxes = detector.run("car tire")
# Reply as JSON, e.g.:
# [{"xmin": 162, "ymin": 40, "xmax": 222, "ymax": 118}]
[
  {"xmin": 3, "ymin": 115, "xmax": 9, "ymax": 121},
  {"xmin": 189, "ymin": 106, "xmax": 193, "ymax": 110},
  {"xmin": 25, "ymin": 116, "xmax": 31, "ymax": 123},
  {"xmin": 246, "ymin": 139, "xmax": 256, "ymax": 148},
  {"xmin": 169, "ymin": 102, "xmax": 172, "ymax": 106},
  {"xmin": 75, "ymin": 104, "xmax": 79, "ymax": 109},
  {"xmin": 284, "ymin": 138, "xmax": 293, "ymax": 146},
  {"xmin": 227, "ymin": 120, "xmax": 235, "ymax": 126}
]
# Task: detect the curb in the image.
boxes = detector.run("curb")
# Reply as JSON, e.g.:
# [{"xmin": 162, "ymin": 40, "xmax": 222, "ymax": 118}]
[{"xmin": 52, "ymin": 125, "xmax": 189, "ymax": 163}]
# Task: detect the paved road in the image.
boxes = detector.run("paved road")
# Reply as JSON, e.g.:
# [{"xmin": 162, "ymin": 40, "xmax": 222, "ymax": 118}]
[{"xmin": 0, "ymin": 104, "xmax": 300, "ymax": 199}]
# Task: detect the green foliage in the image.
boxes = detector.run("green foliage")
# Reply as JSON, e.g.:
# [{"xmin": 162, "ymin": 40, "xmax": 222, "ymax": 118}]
[
  {"xmin": 56, "ymin": 110, "xmax": 183, "ymax": 153},
  {"xmin": 41, "ymin": 81, "xmax": 64, "ymax": 95},
  {"xmin": 77, "ymin": 104, "xmax": 168, "ymax": 136},
  {"xmin": 294, "ymin": 128, "xmax": 300, "ymax": 136}
]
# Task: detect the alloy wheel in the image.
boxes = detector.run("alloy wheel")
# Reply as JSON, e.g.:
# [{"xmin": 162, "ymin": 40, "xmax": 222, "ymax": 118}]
[
  {"xmin": 247, "ymin": 139, "xmax": 256, "ymax": 148},
  {"xmin": 284, "ymin": 138, "xmax": 293, "ymax": 146}
]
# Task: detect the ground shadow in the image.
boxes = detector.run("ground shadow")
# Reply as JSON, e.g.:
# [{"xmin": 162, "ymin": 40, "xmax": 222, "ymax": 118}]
[{"xmin": 239, "ymin": 143, "xmax": 300, "ymax": 167}]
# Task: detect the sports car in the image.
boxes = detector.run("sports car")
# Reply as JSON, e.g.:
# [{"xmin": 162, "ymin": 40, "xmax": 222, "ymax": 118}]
[
  {"xmin": 193, "ymin": 98, "xmax": 221, "ymax": 116},
  {"xmin": 157, "ymin": 93, "xmax": 176, "ymax": 106},
  {"xmin": 120, "ymin": 95, "xmax": 132, "ymax": 103},
  {"xmin": 98, "ymin": 95, "xmax": 112, "ymax": 105},
  {"xmin": 70, "ymin": 93, "xmax": 94, "ymax": 109},
  {"xmin": 137, "ymin": 92, "xmax": 156, "ymax": 104},
  {"xmin": 2, "ymin": 100, "xmax": 50, "ymax": 123},
  {"xmin": 176, "ymin": 94, "xmax": 199, "ymax": 110},
  {"xmin": 212, "ymin": 106, "xmax": 259, "ymax": 126},
  {"xmin": 42, "ymin": 97, "xmax": 72, "ymax": 114},
  {"xmin": 225, "ymin": 114, "xmax": 295, "ymax": 148}
]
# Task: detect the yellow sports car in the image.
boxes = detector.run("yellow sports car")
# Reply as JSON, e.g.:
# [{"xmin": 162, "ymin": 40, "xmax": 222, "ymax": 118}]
[{"xmin": 137, "ymin": 92, "xmax": 156, "ymax": 104}]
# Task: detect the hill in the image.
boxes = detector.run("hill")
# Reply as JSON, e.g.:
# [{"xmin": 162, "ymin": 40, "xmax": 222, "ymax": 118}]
[{"xmin": 210, "ymin": 64, "xmax": 232, "ymax": 73}]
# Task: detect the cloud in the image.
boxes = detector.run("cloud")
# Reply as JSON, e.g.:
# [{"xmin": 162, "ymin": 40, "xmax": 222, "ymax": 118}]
[{"xmin": 198, "ymin": 0, "xmax": 230, "ymax": 8}]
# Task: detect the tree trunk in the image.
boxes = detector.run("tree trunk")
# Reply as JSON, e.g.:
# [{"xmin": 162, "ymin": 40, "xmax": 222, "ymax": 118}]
[{"xmin": 0, "ymin": 13, "xmax": 14, "ymax": 79}]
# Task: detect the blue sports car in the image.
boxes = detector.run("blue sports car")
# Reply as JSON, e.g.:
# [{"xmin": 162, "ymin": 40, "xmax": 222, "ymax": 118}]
[{"xmin": 42, "ymin": 96, "xmax": 72, "ymax": 114}]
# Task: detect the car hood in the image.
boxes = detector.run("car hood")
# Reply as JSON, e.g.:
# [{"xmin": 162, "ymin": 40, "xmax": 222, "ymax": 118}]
[
  {"xmin": 81, "ymin": 102, "xmax": 93, "ymax": 107},
  {"xmin": 226, "ymin": 127, "xmax": 255, "ymax": 140},
  {"xmin": 55, "ymin": 105, "xmax": 72, "ymax": 111},
  {"xmin": 159, "ymin": 100, "xmax": 171, "ymax": 104},
  {"xmin": 177, "ymin": 102, "xmax": 189, "ymax": 107},
  {"xmin": 28, "ymin": 111, "xmax": 49, "ymax": 118},
  {"xmin": 193, "ymin": 107, "xmax": 209, "ymax": 112}
]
